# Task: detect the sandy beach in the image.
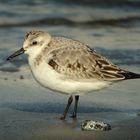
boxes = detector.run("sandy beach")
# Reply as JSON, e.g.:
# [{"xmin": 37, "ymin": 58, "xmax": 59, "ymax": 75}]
[
  {"xmin": 0, "ymin": 0, "xmax": 140, "ymax": 139},
  {"xmin": 1, "ymin": 107, "xmax": 140, "ymax": 140}
]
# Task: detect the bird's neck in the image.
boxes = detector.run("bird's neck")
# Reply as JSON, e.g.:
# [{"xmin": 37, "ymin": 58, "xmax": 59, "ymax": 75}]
[{"xmin": 28, "ymin": 47, "xmax": 44, "ymax": 68}]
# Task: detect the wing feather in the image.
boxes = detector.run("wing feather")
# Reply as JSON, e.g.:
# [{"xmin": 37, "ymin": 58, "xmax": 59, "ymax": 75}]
[{"xmin": 46, "ymin": 38, "xmax": 125, "ymax": 81}]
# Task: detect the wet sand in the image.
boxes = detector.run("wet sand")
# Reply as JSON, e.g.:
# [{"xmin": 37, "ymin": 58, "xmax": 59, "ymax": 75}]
[{"xmin": 0, "ymin": 108, "xmax": 140, "ymax": 140}]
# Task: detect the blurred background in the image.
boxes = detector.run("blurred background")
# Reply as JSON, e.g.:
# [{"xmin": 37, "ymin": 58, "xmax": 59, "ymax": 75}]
[{"xmin": 0, "ymin": 0, "xmax": 140, "ymax": 113}]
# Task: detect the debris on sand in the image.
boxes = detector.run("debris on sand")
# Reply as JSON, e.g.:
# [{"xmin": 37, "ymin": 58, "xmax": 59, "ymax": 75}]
[{"xmin": 81, "ymin": 120, "xmax": 111, "ymax": 131}]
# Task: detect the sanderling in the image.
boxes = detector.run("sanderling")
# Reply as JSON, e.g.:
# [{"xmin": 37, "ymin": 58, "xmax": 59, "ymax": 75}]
[{"xmin": 7, "ymin": 31, "xmax": 140, "ymax": 119}]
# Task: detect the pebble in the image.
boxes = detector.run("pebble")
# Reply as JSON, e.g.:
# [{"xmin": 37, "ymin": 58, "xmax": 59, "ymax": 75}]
[{"xmin": 81, "ymin": 120, "xmax": 111, "ymax": 131}]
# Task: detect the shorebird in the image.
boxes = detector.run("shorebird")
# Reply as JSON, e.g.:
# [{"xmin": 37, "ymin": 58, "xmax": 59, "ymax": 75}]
[{"xmin": 7, "ymin": 31, "xmax": 140, "ymax": 119}]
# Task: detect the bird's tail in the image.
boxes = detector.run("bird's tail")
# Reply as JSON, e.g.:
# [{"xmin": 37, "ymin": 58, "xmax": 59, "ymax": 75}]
[{"xmin": 120, "ymin": 71, "xmax": 140, "ymax": 80}]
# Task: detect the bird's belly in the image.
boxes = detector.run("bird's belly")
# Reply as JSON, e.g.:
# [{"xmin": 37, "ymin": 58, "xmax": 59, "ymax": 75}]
[{"xmin": 31, "ymin": 63, "xmax": 111, "ymax": 95}]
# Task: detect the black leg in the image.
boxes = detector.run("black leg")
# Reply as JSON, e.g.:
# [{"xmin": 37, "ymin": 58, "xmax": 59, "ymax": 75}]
[
  {"xmin": 71, "ymin": 95, "xmax": 79, "ymax": 118},
  {"xmin": 60, "ymin": 95, "xmax": 73, "ymax": 120}
]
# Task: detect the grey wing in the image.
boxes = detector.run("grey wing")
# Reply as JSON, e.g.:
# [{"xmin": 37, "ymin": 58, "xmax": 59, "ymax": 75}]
[{"xmin": 47, "ymin": 46, "xmax": 125, "ymax": 81}]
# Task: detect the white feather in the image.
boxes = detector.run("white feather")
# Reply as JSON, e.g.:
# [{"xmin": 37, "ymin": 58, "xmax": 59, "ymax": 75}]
[{"xmin": 29, "ymin": 59, "xmax": 111, "ymax": 95}]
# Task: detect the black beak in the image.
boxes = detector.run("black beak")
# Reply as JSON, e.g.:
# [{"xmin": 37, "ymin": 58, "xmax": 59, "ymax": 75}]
[{"xmin": 6, "ymin": 48, "xmax": 25, "ymax": 61}]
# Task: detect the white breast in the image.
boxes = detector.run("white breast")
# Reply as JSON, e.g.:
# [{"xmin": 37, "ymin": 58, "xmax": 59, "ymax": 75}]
[{"xmin": 29, "ymin": 59, "xmax": 111, "ymax": 95}]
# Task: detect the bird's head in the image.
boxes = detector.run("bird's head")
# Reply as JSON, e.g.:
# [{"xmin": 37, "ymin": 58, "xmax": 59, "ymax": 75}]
[{"xmin": 7, "ymin": 31, "xmax": 51, "ymax": 60}]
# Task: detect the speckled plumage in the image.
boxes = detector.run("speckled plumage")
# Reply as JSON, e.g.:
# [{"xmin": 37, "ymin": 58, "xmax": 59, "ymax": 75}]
[
  {"xmin": 44, "ymin": 36, "xmax": 125, "ymax": 81},
  {"xmin": 22, "ymin": 31, "xmax": 140, "ymax": 86}
]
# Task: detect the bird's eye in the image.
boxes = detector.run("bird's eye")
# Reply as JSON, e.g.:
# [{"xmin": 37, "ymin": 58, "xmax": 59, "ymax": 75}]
[{"xmin": 32, "ymin": 41, "xmax": 38, "ymax": 45}]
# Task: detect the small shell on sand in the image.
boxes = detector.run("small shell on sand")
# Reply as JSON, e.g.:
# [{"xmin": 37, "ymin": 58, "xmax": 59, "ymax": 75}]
[{"xmin": 81, "ymin": 120, "xmax": 111, "ymax": 131}]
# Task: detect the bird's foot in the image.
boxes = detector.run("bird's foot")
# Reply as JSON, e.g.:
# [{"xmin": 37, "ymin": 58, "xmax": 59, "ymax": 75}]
[
  {"xmin": 70, "ymin": 113, "xmax": 77, "ymax": 119},
  {"xmin": 60, "ymin": 115, "xmax": 66, "ymax": 120}
]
